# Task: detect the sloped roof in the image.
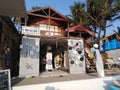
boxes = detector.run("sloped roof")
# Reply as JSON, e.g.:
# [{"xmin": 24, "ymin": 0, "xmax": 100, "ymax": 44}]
[
  {"xmin": 27, "ymin": 6, "xmax": 69, "ymax": 21},
  {"xmin": 68, "ymin": 24, "xmax": 94, "ymax": 36},
  {"xmin": 0, "ymin": 0, "xmax": 27, "ymax": 18}
]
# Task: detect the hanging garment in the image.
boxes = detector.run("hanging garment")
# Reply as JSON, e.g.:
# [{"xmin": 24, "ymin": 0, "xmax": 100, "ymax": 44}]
[
  {"xmin": 45, "ymin": 52, "xmax": 53, "ymax": 71},
  {"xmin": 94, "ymin": 49, "xmax": 105, "ymax": 78}
]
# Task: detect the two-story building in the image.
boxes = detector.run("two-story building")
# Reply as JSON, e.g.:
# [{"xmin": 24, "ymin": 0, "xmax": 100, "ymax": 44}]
[{"xmin": 19, "ymin": 6, "xmax": 94, "ymax": 77}]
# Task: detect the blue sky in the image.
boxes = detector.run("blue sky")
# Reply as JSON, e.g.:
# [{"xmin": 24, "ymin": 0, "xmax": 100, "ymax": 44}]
[
  {"xmin": 25, "ymin": 0, "xmax": 85, "ymax": 15},
  {"xmin": 25, "ymin": 0, "xmax": 120, "ymax": 36}
]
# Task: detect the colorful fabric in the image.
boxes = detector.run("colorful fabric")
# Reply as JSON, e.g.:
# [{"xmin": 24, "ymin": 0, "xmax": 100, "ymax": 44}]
[{"xmin": 103, "ymin": 38, "xmax": 120, "ymax": 51}]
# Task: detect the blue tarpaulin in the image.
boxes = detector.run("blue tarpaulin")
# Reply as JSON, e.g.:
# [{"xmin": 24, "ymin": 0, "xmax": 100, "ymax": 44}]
[{"xmin": 102, "ymin": 38, "xmax": 120, "ymax": 51}]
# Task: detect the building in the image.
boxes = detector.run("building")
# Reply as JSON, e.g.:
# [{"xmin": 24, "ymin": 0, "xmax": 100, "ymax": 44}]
[
  {"xmin": 0, "ymin": 16, "xmax": 21, "ymax": 77},
  {"xmin": 100, "ymin": 33, "xmax": 120, "ymax": 64},
  {"xmin": 19, "ymin": 6, "xmax": 94, "ymax": 77}
]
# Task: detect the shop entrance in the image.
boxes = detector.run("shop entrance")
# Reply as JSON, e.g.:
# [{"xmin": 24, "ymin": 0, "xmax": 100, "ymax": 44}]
[{"xmin": 40, "ymin": 37, "xmax": 69, "ymax": 73}]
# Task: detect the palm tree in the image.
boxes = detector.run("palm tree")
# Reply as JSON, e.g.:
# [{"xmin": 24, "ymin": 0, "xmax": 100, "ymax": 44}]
[
  {"xmin": 69, "ymin": 1, "xmax": 87, "ymax": 26},
  {"xmin": 113, "ymin": 0, "xmax": 120, "ymax": 12},
  {"xmin": 87, "ymin": 0, "xmax": 120, "ymax": 45},
  {"xmin": 111, "ymin": 0, "xmax": 120, "ymax": 21},
  {"xmin": 32, "ymin": 6, "xmax": 41, "ymax": 10},
  {"xmin": 68, "ymin": 0, "xmax": 120, "ymax": 45}
]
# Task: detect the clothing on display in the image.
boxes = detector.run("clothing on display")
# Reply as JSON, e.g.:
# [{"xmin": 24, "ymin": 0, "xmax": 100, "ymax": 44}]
[{"xmin": 45, "ymin": 52, "xmax": 53, "ymax": 71}]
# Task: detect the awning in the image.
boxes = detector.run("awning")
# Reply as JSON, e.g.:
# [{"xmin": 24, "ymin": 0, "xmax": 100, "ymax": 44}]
[
  {"xmin": 0, "ymin": 0, "xmax": 27, "ymax": 18},
  {"xmin": 68, "ymin": 24, "xmax": 94, "ymax": 36}
]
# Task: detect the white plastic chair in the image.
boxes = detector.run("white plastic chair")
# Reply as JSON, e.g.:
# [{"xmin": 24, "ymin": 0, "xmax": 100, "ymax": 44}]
[
  {"xmin": 106, "ymin": 58, "xmax": 118, "ymax": 69},
  {"xmin": 116, "ymin": 57, "xmax": 120, "ymax": 67}
]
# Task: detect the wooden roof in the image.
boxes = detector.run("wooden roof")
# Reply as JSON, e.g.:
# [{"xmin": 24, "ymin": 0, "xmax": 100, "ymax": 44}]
[
  {"xmin": 68, "ymin": 24, "xmax": 94, "ymax": 36},
  {"xmin": 21, "ymin": 6, "xmax": 70, "ymax": 27},
  {"xmin": 27, "ymin": 6, "xmax": 69, "ymax": 22}
]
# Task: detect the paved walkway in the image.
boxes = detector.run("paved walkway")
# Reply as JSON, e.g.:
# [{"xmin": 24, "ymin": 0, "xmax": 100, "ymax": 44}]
[
  {"xmin": 12, "ymin": 71, "xmax": 98, "ymax": 86},
  {"xmin": 11, "ymin": 70, "xmax": 120, "ymax": 90},
  {"xmin": 12, "ymin": 76, "xmax": 113, "ymax": 90}
]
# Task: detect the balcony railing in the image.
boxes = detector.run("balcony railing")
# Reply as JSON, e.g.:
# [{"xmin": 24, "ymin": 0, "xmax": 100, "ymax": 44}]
[{"xmin": 22, "ymin": 26, "xmax": 65, "ymax": 37}]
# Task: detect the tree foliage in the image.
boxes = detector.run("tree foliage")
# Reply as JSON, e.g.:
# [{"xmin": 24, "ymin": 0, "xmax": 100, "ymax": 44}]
[
  {"xmin": 69, "ymin": 1, "xmax": 87, "ymax": 26},
  {"xmin": 69, "ymin": 0, "xmax": 120, "ymax": 45}
]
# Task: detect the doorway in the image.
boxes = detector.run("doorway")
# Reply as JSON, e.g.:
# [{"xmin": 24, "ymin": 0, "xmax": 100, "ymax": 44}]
[{"xmin": 40, "ymin": 38, "xmax": 68, "ymax": 73}]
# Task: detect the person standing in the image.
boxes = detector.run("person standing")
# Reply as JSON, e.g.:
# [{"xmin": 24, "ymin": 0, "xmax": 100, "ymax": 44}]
[{"xmin": 92, "ymin": 43, "xmax": 105, "ymax": 78}]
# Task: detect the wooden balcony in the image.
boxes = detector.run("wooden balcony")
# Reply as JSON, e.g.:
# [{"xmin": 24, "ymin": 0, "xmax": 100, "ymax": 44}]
[
  {"xmin": 22, "ymin": 25, "xmax": 66, "ymax": 37},
  {"xmin": 40, "ymin": 30, "xmax": 64, "ymax": 37}
]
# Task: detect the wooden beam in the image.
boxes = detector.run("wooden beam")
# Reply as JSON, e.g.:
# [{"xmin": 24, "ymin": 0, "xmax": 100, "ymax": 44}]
[
  {"xmin": 49, "ymin": 8, "xmax": 50, "ymax": 35},
  {"xmin": 51, "ymin": 12, "xmax": 56, "ymax": 17},
  {"xmin": 42, "ymin": 9, "xmax": 48, "ymax": 16},
  {"xmin": 28, "ymin": 12, "xmax": 69, "ymax": 21}
]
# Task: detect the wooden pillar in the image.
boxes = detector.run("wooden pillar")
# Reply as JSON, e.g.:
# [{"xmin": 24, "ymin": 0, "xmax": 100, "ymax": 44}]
[
  {"xmin": 48, "ymin": 8, "xmax": 50, "ymax": 36},
  {"xmin": 67, "ymin": 22, "xmax": 69, "ymax": 37},
  {"xmin": 25, "ymin": 19, "xmax": 27, "ymax": 26},
  {"xmin": 79, "ymin": 32, "xmax": 81, "ymax": 37}
]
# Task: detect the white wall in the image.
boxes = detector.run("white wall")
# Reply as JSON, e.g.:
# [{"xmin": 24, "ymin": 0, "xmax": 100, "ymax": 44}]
[
  {"xmin": 19, "ymin": 36, "xmax": 40, "ymax": 77},
  {"xmin": 68, "ymin": 39, "xmax": 86, "ymax": 74}
]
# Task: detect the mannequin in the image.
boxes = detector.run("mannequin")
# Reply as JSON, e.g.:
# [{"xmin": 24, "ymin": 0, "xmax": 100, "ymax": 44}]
[
  {"xmin": 92, "ymin": 43, "xmax": 105, "ymax": 78},
  {"xmin": 45, "ymin": 50, "xmax": 53, "ymax": 71}
]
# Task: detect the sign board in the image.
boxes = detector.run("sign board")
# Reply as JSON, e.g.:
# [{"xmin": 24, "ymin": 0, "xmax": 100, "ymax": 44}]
[
  {"xmin": 22, "ymin": 26, "xmax": 40, "ymax": 36},
  {"xmin": 0, "ymin": 69, "xmax": 11, "ymax": 90}
]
